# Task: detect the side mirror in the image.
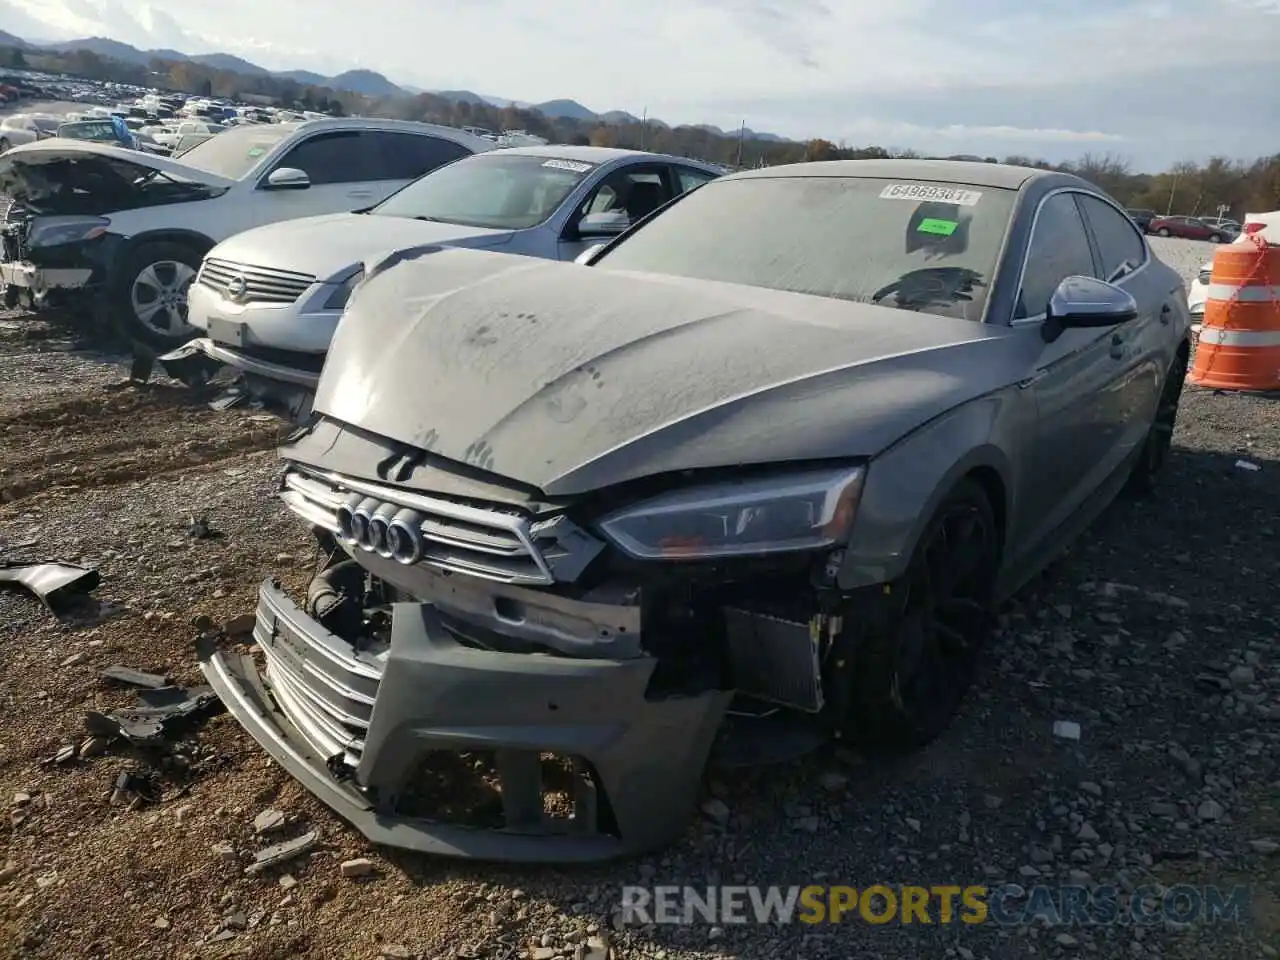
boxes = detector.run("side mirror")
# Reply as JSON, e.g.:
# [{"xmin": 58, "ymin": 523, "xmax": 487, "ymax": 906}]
[
  {"xmin": 576, "ymin": 210, "xmax": 629, "ymax": 237},
  {"xmin": 1041, "ymin": 275, "xmax": 1137, "ymax": 342},
  {"xmin": 264, "ymin": 167, "xmax": 310, "ymax": 190},
  {"xmin": 574, "ymin": 243, "xmax": 606, "ymax": 266}
]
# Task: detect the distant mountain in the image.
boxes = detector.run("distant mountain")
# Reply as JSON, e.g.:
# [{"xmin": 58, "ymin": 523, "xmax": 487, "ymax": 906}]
[
  {"xmin": 533, "ymin": 99, "xmax": 597, "ymax": 121},
  {"xmin": 45, "ymin": 36, "xmax": 153, "ymax": 65},
  {"xmin": 434, "ymin": 89, "xmax": 492, "ymax": 107},
  {"xmin": 328, "ymin": 69, "xmax": 401, "ymax": 97},
  {"xmin": 189, "ymin": 52, "xmax": 269, "ymax": 76},
  {"xmin": 275, "ymin": 69, "xmax": 330, "ymax": 86},
  {"xmin": 0, "ymin": 30, "xmax": 795, "ymax": 142}
]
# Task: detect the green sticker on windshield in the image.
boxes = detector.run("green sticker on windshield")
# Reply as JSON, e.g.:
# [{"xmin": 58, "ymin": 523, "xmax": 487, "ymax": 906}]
[
  {"xmin": 247, "ymin": 146, "xmax": 266, "ymax": 158},
  {"xmin": 917, "ymin": 218, "xmax": 958, "ymax": 236}
]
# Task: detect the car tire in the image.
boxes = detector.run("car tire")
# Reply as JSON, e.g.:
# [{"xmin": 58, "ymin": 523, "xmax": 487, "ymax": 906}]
[
  {"xmin": 829, "ymin": 478, "xmax": 999, "ymax": 753},
  {"xmin": 1210, "ymin": 234, "xmax": 1223, "ymax": 243},
  {"xmin": 1123, "ymin": 348, "xmax": 1189, "ymax": 496},
  {"xmin": 0, "ymin": 138, "xmax": 8, "ymax": 153},
  {"xmin": 1158, "ymin": 227, "xmax": 1171, "ymax": 237},
  {"xmin": 110, "ymin": 240, "xmax": 203, "ymax": 349}
]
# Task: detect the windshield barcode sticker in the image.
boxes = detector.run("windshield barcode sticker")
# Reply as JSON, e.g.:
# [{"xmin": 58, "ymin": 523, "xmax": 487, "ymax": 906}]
[
  {"xmin": 880, "ymin": 184, "xmax": 983, "ymax": 205},
  {"xmin": 543, "ymin": 159, "xmax": 593, "ymax": 173}
]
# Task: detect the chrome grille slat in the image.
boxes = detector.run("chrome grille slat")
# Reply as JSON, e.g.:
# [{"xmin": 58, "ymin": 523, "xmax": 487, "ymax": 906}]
[
  {"xmin": 254, "ymin": 588, "xmax": 381, "ymax": 766},
  {"xmin": 280, "ymin": 467, "xmax": 556, "ymax": 585},
  {"xmin": 197, "ymin": 257, "xmax": 316, "ymax": 305}
]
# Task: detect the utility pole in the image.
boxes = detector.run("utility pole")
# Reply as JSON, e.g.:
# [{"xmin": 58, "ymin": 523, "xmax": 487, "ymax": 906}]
[
  {"xmin": 736, "ymin": 119, "xmax": 745, "ymax": 168},
  {"xmin": 640, "ymin": 106, "xmax": 646, "ymax": 150},
  {"xmin": 1165, "ymin": 172, "xmax": 1178, "ymax": 216}
]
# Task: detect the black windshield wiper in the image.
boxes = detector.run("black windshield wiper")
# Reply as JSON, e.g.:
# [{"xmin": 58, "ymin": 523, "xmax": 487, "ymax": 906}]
[{"xmin": 871, "ymin": 267, "xmax": 986, "ymax": 310}]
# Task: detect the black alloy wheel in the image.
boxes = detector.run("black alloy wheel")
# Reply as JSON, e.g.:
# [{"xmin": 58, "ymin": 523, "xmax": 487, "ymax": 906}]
[
  {"xmin": 838, "ymin": 479, "xmax": 999, "ymax": 752},
  {"xmin": 1124, "ymin": 349, "xmax": 1188, "ymax": 495}
]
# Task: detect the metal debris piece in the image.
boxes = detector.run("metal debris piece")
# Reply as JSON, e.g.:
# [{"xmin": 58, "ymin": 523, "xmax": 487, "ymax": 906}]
[
  {"xmin": 187, "ymin": 516, "xmax": 217, "ymax": 539},
  {"xmin": 84, "ymin": 685, "xmax": 221, "ymax": 747},
  {"xmin": 0, "ymin": 560, "xmax": 100, "ymax": 611},
  {"xmin": 243, "ymin": 830, "xmax": 319, "ymax": 875},
  {"xmin": 208, "ymin": 387, "xmax": 247, "ymax": 411},
  {"xmin": 110, "ymin": 770, "xmax": 161, "ymax": 805},
  {"xmin": 100, "ymin": 666, "xmax": 170, "ymax": 689}
]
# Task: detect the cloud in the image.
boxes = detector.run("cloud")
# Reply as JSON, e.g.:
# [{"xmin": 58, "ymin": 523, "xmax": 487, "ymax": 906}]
[{"xmin": 0, "ymin": 0, "xmax": 1277, "ymax": 169}]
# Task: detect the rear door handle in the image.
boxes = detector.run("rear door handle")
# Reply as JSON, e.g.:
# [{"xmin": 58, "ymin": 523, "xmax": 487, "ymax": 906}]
[
  {"xmin": 347, "ymin": 189, "xmax": 374, "ymax": 198},
  {"xmin": 1160, "ymin": 304, "xmax": 1172, "ymax": 325}
]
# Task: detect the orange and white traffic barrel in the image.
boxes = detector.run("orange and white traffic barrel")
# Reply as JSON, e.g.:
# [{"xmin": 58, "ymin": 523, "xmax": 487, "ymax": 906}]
[{"xmin": 1188, "ymin": 239, "xmax": 1280, "ymax": 391}]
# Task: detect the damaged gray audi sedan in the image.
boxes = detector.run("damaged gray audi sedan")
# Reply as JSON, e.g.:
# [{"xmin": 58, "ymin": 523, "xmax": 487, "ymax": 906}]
[{"xmin": 202, "ymin": 159, "xmax": 1193, "ymax": 863}]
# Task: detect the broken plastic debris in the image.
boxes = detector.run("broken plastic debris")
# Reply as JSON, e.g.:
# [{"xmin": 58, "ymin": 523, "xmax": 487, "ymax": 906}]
[
  {"xmin": 1052, "ymin": 720, "xmax": 1082, "ymax": 741},
  {"xmin": 1235, "ymin": 460, "xmax": 1261, "ymax": 472},
  {"xmin": 84, "ymin": 685, "xmax": 220, "ymax": 747},
  {"xmin": 0, "ymin": 560, "xmax": 100, "ymax": 611},
  {"xmin": 100, "ymin": 666, "xmax": 170, "ymax": 689},
  {"xmin": 243, "ymin": 830, "xmax": 319, "ymax": 875}
]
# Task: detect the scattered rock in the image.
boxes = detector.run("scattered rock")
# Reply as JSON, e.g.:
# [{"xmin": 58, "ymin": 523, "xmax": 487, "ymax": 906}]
[
  {"xmin": 700, "ymin": 797, "xmax": 730, "ymax": 827},
  {"xmin": 1077, "ymin": 823, "xmax": 1100, "ymax": 842},
  {"xmin": 253, "ymin": 808, "xmax": 286, "ymax": 835},
  {"xmin": 1247, "ymin": 839, "xmax": 1278, "ymax": 855},
  {"xmin": 1228, "ymin": 665, "xmax": 1255, "ymax": 687},
  {"xmin": 340, "ymin": 857, "xmax": 375, "ymax": 878},
  {"xmin": 1197, "ymin": 800, "xmax": 1224, "ymax": 822}
]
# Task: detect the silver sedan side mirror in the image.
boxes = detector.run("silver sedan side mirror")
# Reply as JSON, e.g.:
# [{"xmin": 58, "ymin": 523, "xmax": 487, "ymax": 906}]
[{"xmin": 1042, "ymin": 275, "xmax": 1138, "ymax": 342}]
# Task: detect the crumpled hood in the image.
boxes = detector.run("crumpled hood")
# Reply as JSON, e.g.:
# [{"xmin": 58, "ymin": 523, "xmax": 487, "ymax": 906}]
[
  {"xmin": 0, "ymin": 138, "xmax": 236, "ymax": 193},
  {"xmin": 207, "ymin": 212, "xmax": 516, "ymax": 280},
  {"xmin": 314, "ymin": 248, "xmax": 1034, "ymax": 496}
]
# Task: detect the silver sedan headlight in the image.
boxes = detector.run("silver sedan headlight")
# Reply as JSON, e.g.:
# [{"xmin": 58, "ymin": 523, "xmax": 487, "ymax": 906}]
[{"xmin": 596, "ymin": 466, "xmax": 865, "ymax": 560}]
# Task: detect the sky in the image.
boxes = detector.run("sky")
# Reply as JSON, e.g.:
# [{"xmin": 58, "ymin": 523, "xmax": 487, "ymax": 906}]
[{"xmin": 2, "ymin": 0, "xmax": 1278, "ymax": 170}]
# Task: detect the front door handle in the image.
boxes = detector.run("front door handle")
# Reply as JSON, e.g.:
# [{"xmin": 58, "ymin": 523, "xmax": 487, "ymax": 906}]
[
  {"xmin": 1110, "ymin": 333, "xmax": 1125, "ymax": 359},
  {"xmin": 347, "ymin": 189, "xmax": 374, "ymax": 198},
  {"xmin": 1160, "ymin": 303, "xmax": 1172, "ymax": 325}
]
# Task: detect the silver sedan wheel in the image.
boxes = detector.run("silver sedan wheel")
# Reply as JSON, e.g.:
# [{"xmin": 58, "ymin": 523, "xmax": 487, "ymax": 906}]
[{"xmin": 130, "ymin": 259, "xmax": 197, "ymax": 337}]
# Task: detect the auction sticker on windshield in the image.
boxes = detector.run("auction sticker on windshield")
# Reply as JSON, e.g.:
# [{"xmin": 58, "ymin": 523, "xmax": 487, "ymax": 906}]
[
  {"xmin": 880, "ymin": 184, "xmax": 983, "ymax": 205},
  {"xmin": 543, "ymin": 159, "xmax": 593, "ymax": 173}
]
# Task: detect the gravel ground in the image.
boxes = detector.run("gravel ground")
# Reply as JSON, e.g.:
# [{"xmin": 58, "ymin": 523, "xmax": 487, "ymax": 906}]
[{"xmin": 0, "ymin": 240, "xmax": 1277, "ymax": 960}]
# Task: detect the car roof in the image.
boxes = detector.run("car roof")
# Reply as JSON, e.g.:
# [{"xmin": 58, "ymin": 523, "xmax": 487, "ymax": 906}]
[
  {"xmin": 485, "ymin": 144, "xmax": 721, "ymax": 167},
  {"xmin": 724, "ymin": 158, "xmax": 1061, "ymax": 190}
]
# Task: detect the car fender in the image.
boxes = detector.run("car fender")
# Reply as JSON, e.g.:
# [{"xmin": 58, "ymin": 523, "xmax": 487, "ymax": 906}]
[
  {"xmin": 105, "ymin": 228, "xmax": 216, "ymax": 285},
  {"xmin": 837, "ymin": 390, "xmax": 1023, "ymax": 591}
]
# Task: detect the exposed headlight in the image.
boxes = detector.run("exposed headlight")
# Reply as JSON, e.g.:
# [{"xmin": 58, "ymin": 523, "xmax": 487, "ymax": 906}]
[
  {"xmin": 27, "ymin": 217, "xmax": 110, "ymax": 248},
  {"xmin": 596, "ymin": 466, "xmax": 866, "ymax": 560},
  {"xmin": 322, "ymin": 267, "xmax": 365, "ymax": 311}
]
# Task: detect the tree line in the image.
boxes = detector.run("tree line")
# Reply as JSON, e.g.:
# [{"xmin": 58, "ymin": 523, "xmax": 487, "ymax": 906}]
[{"xmin": 3, "ymin": 44, "xmax": 1277, "ymax": 219}]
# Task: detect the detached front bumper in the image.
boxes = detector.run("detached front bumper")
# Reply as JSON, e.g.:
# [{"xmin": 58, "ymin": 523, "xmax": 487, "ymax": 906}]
[
  {"xmin": 165, "ymin": 336, "xmax": 321, "ymax": 389},
  {"xmin": 200, "ymin": 579, "xmax": 730, "ymax": 863},
  {"xmin": 0, "ymin": 261, "xmax": 92, "ymax": 293}
]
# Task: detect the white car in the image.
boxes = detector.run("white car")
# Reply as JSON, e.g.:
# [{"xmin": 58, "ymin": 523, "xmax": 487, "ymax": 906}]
[
  {"xmin": 1185, "ymin": 210, "xmax": 1277, "ymax": 322},
  {"xmin": 166, "ymin": 146, "xmax": 724, "ymax": 413},
  {"xmin": 0, "ymin": 118, "xmax": 494, "ymax": 346},
  {"xmin": 151, "ymin": 120, "xmax": 226, "ymax": 151},
  {"xmin": 0, "ymin": 114, "xmax": 60, "ymax": 151}
]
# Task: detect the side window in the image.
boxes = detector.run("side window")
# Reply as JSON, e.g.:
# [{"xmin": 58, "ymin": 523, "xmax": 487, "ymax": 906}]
[
  {"xmin": 273, "ymin": 131, "xmax": 378, "ymax": 185},
  {"xmin": 575, "ymin": 166, "xmax": 674, "ymax": 225},
  {"xmin": 1077, "ymin": 195, "xmax": 1145, "ymax": 281},
  {"xmin": 675, "ymin": 167, "xmax": 717, "ymax": 194},
  {"xmin": 374, "ymin": 132, "xmax": 471, "ymax": 181},
  {"xmin": 1016, "ymin": 193, "xmax": 1097, "ymax": 320}
]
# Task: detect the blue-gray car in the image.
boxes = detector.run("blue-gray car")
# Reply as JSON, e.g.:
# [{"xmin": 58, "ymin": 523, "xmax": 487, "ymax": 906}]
[{"xmin": 169, "ymin": 145, "xmax": 724, "ymax": 409}]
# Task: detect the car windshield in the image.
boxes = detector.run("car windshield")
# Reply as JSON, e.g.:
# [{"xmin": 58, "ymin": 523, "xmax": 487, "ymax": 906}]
[
  {"xmin": 176, "ymin": 124, "xmax": 292, "ymax": 180},
  {"xmin": 58, "ymin": 120, "xmax": 121, "ymax": 142},
  {"xmin": 31, "ymin": 117, "xmax": 59, "ymax": 133},
  {"xmin": 371, "ymin": 153, "xmax": 595, "ymax": 229},
  {"xmin": 593, "ymin": 176, "xmax": 1018, "ymax": 321}
]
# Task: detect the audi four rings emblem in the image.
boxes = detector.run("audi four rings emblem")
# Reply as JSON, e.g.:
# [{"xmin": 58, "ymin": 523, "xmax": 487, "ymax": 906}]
[
  {"xmin": 336, "ymin": 495, "xmax": 428, "ymax": 565},
  {"xmin": 225, "ymin": 275, "xmax": 248, "ymax": 301}
]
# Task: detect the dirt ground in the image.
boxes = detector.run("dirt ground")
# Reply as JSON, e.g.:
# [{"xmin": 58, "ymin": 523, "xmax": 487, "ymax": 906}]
[{"xmin": 0, "ymin": 303, "xmax": 1276, "ymax": 960}]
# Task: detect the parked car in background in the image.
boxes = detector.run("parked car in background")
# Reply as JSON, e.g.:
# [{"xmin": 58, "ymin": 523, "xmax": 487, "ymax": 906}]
[
  {"xmin": 1148, "ymin": 215, "xmax": 1229, "ymax": 242},
  {"xmin": 1201, "ymin": 217, "xmax": 1240, "ymax": 236},
  {"xmin": 151, "ymin": 120, "xmax": 226, "ymax": 151},
  {"xmin": 0, "ymin": 114, "xmax": 59, "ymax": 151},
  {"xmin": 56, "ymin": 116, "xmax": 158, "ymax": 153},
  {"xmin": 0, "ymin": 118, "xmax": 494, "ymax": 347},
  {"xmin": 1127, "ymin": 208, "xmax": 1157, "ymax": 232},
  {"xmin": 202, "ymin": 159, "xmax": 1193, "ymax": 863},
  {"xmin": 1240, "ymin": 210, "xmax": 1278, "ymax": 244},
  {"xmin": 164, "ymin": 146, "xmax": 724, "ymax": 413},
  {"xmin": 1187, "ymin": 259, "xmax": 1212, "ymax": 323}
]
